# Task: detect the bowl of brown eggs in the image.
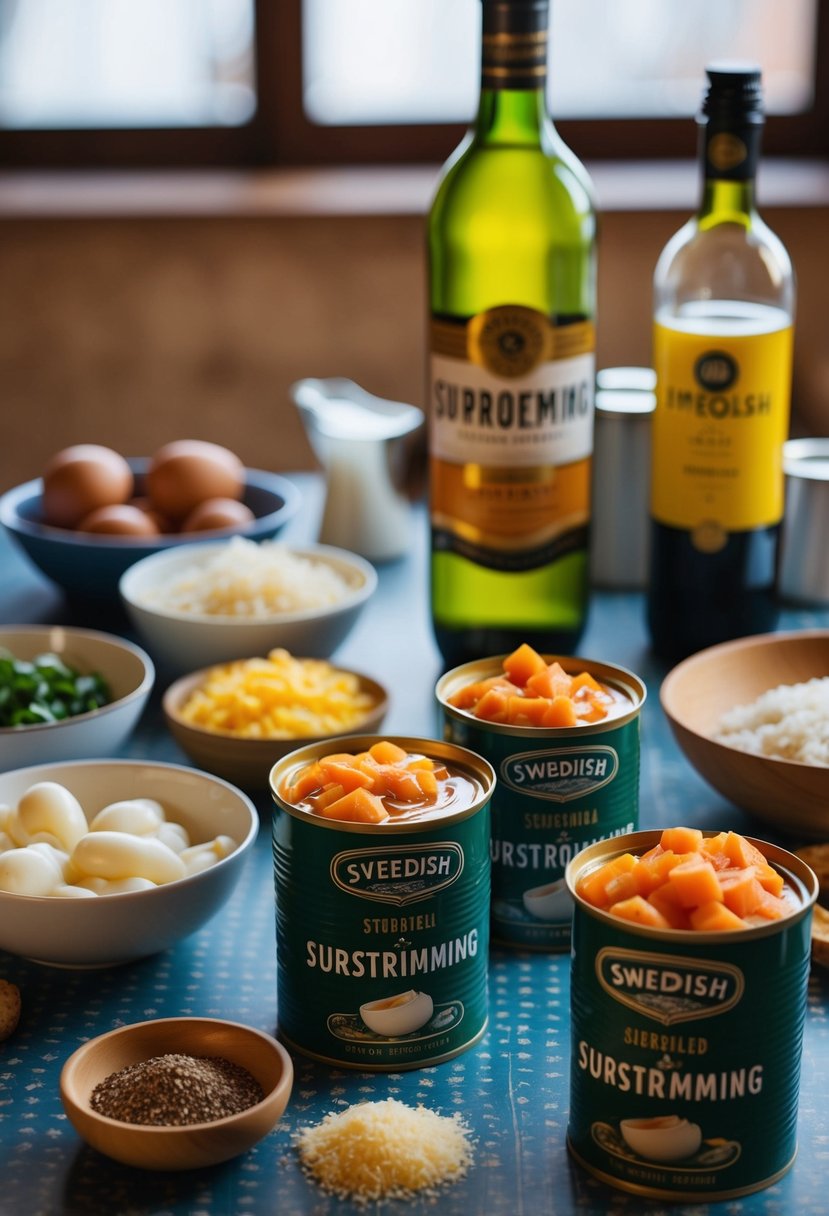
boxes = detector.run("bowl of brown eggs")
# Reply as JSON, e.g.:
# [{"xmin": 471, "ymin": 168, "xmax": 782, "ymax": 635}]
[{"xmin": 0, "ymin": 441, "xmax": 301, "ymax": 604}]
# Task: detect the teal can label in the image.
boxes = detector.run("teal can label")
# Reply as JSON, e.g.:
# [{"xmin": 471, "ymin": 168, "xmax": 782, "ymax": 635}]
[
  {"xmin": 437, "ymin": 655, "xmax": 645, "ymax": 950},
  {"xmin": 271, "ymin": 736, "xmax": 494, "ymax": 1071},
  {"xmin": 566, "ymin": 832, "xmax": 818, "ymax": 1201}
]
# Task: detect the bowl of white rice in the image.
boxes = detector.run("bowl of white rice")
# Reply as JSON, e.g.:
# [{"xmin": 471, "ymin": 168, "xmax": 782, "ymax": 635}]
[
  {"xmin": 660, "ymin": 629, "xmax": 829, "ymax": 838},
  {"xmin": 119, "ymin": 538, "xmax": 378, "ymax": 674}
]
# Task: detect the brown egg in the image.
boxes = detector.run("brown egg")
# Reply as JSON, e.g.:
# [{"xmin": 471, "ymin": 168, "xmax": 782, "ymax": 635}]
[
  {"xmin": 146, "ymin": 440, "xmax": 244, "ymax": 523},
  {"xmin": 77, "ymin": 504, "xmax": 160, "ymax": 537},
  {"xmin": 182, "ymin": 497, "xmax": 256, "ymax": 533},
  {"xmin": 42, "ymin": 445, "xmax": 134, "ymax": 529},
  {"xmin": 129, "ymin": 496, "xmax": 174, "ymax": 534}
]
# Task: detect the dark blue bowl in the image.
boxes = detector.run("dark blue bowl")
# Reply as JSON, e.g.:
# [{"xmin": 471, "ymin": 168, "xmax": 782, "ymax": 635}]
[{"xmin": 0, "ymin": 461, "xmax": 301, "ymax": 605}]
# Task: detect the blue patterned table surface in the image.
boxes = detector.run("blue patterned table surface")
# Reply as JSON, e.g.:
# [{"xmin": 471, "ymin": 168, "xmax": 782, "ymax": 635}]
[{"xmin": 1, "ymin": 475, "xmax": 827, "ymax": 1216}]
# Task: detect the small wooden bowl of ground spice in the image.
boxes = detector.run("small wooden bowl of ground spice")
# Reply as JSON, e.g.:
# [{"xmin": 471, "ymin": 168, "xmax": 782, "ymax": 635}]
[{"xmin": 59, "ymin": 1016, "xmax": 293, "ymax": 1170}]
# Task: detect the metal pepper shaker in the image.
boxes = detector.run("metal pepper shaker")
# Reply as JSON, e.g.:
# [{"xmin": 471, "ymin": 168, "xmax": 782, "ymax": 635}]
[{"xmin": 589, "ymin": 367, "xmax": 656, "ymax": 589}]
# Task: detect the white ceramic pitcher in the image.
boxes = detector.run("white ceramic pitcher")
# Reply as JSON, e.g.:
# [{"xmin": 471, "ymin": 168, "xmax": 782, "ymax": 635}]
[{"xmin": 291, "ymin": 377, "xmax": 425, "ymax": 562}]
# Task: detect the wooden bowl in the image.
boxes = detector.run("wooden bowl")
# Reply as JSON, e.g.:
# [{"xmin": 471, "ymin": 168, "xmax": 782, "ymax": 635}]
[
  {"xmin": 660, "ymin": 629, "xmax": 829, "ymax": 838},
  {"xmin": 60, "ymin": 1017, "xmax": 293, "ymax": 1170},
  {"xmin": 163, "ymin": 664, "xmax": 389, "ymax": 789}
]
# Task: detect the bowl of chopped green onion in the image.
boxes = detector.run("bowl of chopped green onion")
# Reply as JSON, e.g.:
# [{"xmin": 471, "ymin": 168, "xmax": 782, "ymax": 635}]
[{"xmin": 0, "ymin": 626, "xmax": 154, "ymax": 770}]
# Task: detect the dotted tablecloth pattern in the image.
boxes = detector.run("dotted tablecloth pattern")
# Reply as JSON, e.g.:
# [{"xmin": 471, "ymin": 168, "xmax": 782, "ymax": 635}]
[
  {"xmin": 2, "ymin": 813, "xmax": 827, "ymax": 1216},
  {"xmin": 1, "ymin": 484, "xmax": 828, "ymax": 1216}
]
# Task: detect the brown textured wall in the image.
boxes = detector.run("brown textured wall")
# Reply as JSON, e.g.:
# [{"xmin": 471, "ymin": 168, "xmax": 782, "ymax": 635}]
[
  {"xmin": 0, "ymin": 215, "xmax": 427, "ymax": 490},
  {"xmin": 0, "ymin": 206, "xmax": 825, "ymax": 492}
]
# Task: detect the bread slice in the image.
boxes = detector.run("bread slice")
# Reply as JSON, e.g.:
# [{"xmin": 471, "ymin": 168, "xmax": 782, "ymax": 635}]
[
  {"xmin": 796, "ymin": 843, "xmax": 829, "ymax": 900},
  {"xmin": 0, "ymin": 979, "xmax": 20, "ymax": 1041}
]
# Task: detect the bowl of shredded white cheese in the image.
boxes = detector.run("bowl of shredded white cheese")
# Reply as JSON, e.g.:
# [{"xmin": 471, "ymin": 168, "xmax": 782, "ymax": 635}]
[{"xmin": 119, "ymin": 537, "xmax": 377, "ymax": 674}]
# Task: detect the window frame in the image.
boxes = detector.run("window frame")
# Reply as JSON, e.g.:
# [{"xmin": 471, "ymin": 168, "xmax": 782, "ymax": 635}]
[{"xmin": 0, "ymin": 0, "xmax": 826, "ymax": 169}]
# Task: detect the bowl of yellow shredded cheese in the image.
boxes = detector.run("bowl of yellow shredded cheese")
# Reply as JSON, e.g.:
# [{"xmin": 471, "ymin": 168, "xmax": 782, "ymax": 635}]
[{"xmin": 162, "ymin": 649, "xmax": 389, "ymax": 790}]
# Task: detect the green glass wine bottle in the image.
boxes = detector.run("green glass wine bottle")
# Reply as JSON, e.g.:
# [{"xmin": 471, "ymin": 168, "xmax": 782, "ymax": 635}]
[
  {"xmin": 427, "ymin": 0, "xmax": 597, "ymax": 669},
  {"xmin": 647, "ymin": 64, "xmax": 795, "ymax": 664}
]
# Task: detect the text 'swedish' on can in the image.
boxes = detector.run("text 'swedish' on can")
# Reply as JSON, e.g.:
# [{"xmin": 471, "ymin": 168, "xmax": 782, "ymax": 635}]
[
  {"xmin": 437, "ymin": 654, "xmax": 646, "ymax": 950},
  {"xmin": 566, "ymin": 831, "xmax": 818, "ymax": 1201},
  {"xmin": 270, "ymin": 735, "xmax": 494, "ymax": 1071}
]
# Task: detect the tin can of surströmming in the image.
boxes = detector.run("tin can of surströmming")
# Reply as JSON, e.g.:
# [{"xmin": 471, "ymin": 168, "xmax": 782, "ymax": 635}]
[
  {"xmin": 271, "ymin": 735, "xmax": 494, "ymax": 1070},
  {"xmin": 566, "ymin": 830, "xmax": 818, "ymax": 1200},
  {"xmin": 437, "ymin": 654, "xmax": 645, "ymax": 950}
]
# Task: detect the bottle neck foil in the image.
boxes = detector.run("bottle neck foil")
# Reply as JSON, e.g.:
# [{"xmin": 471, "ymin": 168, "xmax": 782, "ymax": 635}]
[{"xmin": 481, "ymin": 0, "xmax": 548, "ymax": 91}]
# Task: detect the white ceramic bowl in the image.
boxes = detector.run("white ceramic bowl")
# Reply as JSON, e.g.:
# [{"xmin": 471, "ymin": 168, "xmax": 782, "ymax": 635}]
[
  {"xmin": 119, "ymin": 540, "xmax": 378, "ymax": 674},
  {"xmin": 0, "ymin": 759, "xmax": 257, "ymax": 966},
  {"xmin": 0, "ymin": 626, "xmax": 154, "ymax": 771}
]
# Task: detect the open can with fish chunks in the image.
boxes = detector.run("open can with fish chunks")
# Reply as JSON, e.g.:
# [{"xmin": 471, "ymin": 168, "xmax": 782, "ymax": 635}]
[
  {"xmin": 437, "ymin": 653, "xmax": 645, "ymax": 950},
  {"xmin": 270, "ymin": 735, "xmax": 494, "ymax": 1070},
  {"xmin": 565, "ymin": 830, "xmax": 818, "ymax": 1200}
]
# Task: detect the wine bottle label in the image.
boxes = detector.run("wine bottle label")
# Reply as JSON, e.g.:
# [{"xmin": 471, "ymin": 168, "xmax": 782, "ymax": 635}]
[
  {"xmin": 431, "ymin": 310, "xmax": 594, "ymax": 467},
  {"xmin": 429, "ymin": 307, "xmax": 594, "ymax": 568},
  {"xmin": 651, "ymin": 309, "xmax": 793, "ymax": 535}
]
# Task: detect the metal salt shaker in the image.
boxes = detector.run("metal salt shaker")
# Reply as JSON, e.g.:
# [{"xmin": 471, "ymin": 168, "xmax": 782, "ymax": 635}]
[
  {"xmin": 590, "ymin": 367, "xmax": 656, "ymax": 589},
  {"xmin": 779, "ymin": 437, "xmax": 829, "ymax": 605}
]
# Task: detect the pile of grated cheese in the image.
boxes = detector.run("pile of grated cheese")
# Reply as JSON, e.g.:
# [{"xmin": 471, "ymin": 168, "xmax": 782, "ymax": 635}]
[
  {"xmin": 295, "ymin": 1098, "xmax": 474, "ymax": 1204},
  {"xmin": 143, "ymin": 537, "xmax": 353, "ymax": 618}
]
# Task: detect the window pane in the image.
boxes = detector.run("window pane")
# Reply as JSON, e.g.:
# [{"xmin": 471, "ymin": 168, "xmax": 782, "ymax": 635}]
[
  {"xmin": 0, "ymin": 0, "xmax": 256, "ymax": 129},
  {"xmin": 302, "ymin": 0, "xmax": 817, "ymax": 126}
]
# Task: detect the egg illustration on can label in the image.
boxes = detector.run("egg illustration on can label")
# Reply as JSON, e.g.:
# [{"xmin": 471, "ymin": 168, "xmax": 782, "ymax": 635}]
[
  {"xmin": 272, "ymin": 736, "xmax": 494, "ymax": 1071},
  {"xmin": 359, "ymin": 990, "xmax": 435, "ymax": 1037}
]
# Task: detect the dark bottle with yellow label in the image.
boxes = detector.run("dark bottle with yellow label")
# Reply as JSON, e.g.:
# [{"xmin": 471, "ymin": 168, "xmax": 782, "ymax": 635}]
[
  {"xmin": 647, "ymin": 64, "xmax": 795, "ymax": 665},
  {"xmin": 427, "ymin": 0, "xmax": 596, "ymax": 669}
]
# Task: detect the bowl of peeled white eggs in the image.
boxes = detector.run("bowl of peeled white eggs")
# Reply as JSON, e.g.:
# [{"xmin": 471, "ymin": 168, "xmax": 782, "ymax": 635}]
[{"xmin": 0, "ymin": 759, "xmax": 257, "ymax": 967}]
